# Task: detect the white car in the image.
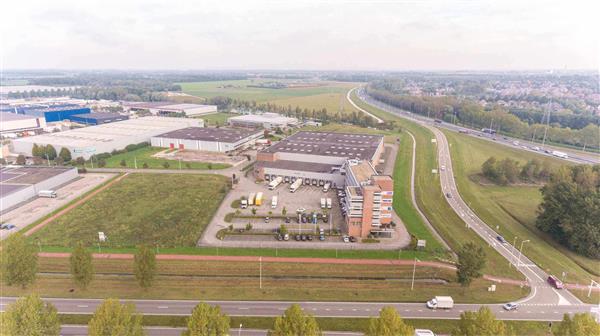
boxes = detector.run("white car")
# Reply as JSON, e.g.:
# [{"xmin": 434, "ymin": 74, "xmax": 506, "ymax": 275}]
[
  {"xmin": 440, "ymin": 165, "xmax": 446, "ymax": 171},
  {"xmin": 343, "ymin": 236, "xmax": 350, "ymax": 243},
  {"xmin": 502, "ymin": 302, "xmax": 518, "ymax": 311},
  {"xmin": 296, "ymin": 208, "xmax": 306, "ymax": 213}
]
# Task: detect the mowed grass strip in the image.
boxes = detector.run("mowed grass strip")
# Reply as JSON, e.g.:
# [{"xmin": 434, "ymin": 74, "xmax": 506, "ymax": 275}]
[
  {"xmin": 101, "ymin": 146, "xmax": 230, "ymax": 170},
  {"xmin": 198, "ymin": 112, "xmax": 238, "ymax": 126},
  {"xmin": 30, "ymin": 174, "xmax": 229, "ymax": 247},
  {"xmin": 443, "ymin": 130, "xmax": 600, "ymax": 285}
]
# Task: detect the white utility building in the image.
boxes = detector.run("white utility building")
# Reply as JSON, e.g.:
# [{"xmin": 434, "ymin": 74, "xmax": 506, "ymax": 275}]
[
  {"xmin": 151, "ymin": 127, "xmax": 263, "ymax": 153},
  {"xmin": 228, "ymin": 113, "xmax": 298, "ymax": 129},
  {"xmin": 122, "ymin": 102, "xmax": 218, "ymax": 116}
]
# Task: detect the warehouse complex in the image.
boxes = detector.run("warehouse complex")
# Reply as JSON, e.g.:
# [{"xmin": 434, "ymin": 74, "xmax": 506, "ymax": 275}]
[
  {"xmin": 70, "ymin": 112, "xmax": 129, "ymax": 125},
  {"xmin": 228, "ymin": 113, "xmax": 299, "ymax": 129},
  {"xmin": 0, "ymin": 166, "xmax": 78, "ymax": 212},
  {"xmin": 255, "ymin": 131, "xmax": 390, "ymax": 237},
  {"xmin": 9, "ymin": 104, "xmax": 91, "ymax": 122},
  {"xmin": 122, "ymin": 102, "xmax": 218, "ymax": 116},
  {"xmin": 0, "ymin": 112, "xmax": 46, "ymax": 135},
  {"xmin": 151, "ymin": 127, "xmax": 263, "ymax": 152},
  {"xmin": 11, "ymin": 117, "xmax": 202, "ymax": 159}
]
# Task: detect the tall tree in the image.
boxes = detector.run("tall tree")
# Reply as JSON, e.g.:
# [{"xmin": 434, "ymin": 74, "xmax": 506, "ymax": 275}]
[
  {"xmin": 451, "ymin": 306, "xmax": 512, "ymax": 336},
  {"xmin": 2, "ymin": 233, "xmax": 38, "ymax": 288},
  {"xmin": 16, "ymin": 154, "xmax": 26, "ymax": 165},
  {"xmin": 268, "ymin": 304, "xmax": 322, "ymax": 336},
  {"xmin": 456, "ymin": 242, "xmax": 486, "ymax": 287},
  {"xmin": 59, "ymin": 147, "xmax": 72, "ymax": 162},
  {"xmin": 555, "ymin": 313, "xmax": 600, "ymax": 336},
  {"xmin": 365, "ymin": 306, "xmax": 414, "ymax": 336},
  {"xmin": 70, "ymin": 241, "xmax": 94, "ymax": 289},
  {"xmin": 4, "ymin": 294, "xmax": 60, "ymax": 336},
  {"xmin": 134, "ymin": 244, "xmax": 156, "ymax": 288},
  {"xmin": 88, "ymin": 299, "xmax": 144, "ymax": 336},
  {"xmin": 182, "ymin": 302, "xmax": 230, "ymax": 336},
  {"xmin": 45, "ymin": 145, "xmax": 57, "ymax": 160}
]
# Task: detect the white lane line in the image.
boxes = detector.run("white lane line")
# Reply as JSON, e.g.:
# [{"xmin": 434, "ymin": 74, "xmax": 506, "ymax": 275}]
[
  {"xmin": 157, "ymin": 306, "xmax": 169, "ymax": 309},
  {"xmin": 238, "ymin": 307, "xmax": 249, "ymax": 310},
  {"xmin": 77, "ymin": 305, "xmax": 88, "ymax": 308}
]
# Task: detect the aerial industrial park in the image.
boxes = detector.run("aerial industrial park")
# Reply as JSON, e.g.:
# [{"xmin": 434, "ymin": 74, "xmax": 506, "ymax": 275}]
[{"xmin": 1, "ymin": 1, "xmax": 599, "ymax": 336}]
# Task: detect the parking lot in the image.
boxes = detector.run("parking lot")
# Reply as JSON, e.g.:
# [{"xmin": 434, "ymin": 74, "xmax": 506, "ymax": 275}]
[{"xmin": 0, "ymin": 173, "xmax": 116, "ymax": 240}]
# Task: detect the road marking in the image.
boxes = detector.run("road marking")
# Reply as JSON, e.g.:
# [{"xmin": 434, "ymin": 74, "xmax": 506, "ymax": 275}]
[
  {"xmin": 238, "ymin": 307, "xmax": 249, "ymax": 310},
  {"xmin": 77, "ymin": 305, "xmax": 88, "ymax": 308},
  {"xmin": 157, "ymin": 306, "xmax": 169, "ymax": 309}
]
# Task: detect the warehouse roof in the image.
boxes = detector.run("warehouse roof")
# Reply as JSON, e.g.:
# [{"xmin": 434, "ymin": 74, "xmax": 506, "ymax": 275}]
[
  {"xmin": 154, "ymin": 127, "xmax": 262, "ymax": 143},
  {"xmin": 122, "ymin": 102, "xmax": 215, "ymax": 111},
  {"xmin": 0, "ymin": 166, "xmax": 74, "ymax": 197},
  {"xmin": 262, "ymin": 131, "xmax": 382, "ymax": 160},
  {"xmin": 0, "ymin": 112, "xmax": 38, "ymax": 121},
  {"xmin": 228, "ymin": 113, "xmax": 298, "ymax": 125},
  {"xmin": 70, "ymin": 112, "xmax": 128, "ymax": 121},
  {"xmin": 256, "ymin": 160, "xmax": 339, "ymax": 173}
]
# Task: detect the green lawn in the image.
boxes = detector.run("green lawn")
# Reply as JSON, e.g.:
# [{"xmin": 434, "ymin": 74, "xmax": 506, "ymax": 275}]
[
  {"xmin": 179, "ymin": 79, "xmax": 360, "ymax": 115},
  {"xmin": 101, "ymin": 146, "xmax": 230, "ymax": 170},
  {"xmin": 198, "ymin": 112, "xmax": 238, "ymax": 126},
  {"xmin": 444, "ymin": 130, "xmax": 600, "ymax": 285},
  {"xmin": 29, "ymin": 174, "xmax": 229, "ymax": 248}
]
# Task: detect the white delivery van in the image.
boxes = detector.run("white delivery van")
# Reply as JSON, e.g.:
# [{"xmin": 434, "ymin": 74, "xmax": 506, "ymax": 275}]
[
  {"xmin": 426, "ymin": 296, "xmax": 453, "ymax": 309},
  {"xmin": 39, "ymin": 190, "xmax": 57, "ymax": 198}
]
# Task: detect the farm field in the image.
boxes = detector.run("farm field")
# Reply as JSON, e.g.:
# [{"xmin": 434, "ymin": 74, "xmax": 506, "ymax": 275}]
[
  {"xmin": 29, "ymin": 174, "xmax": 229, "ymax": 247},
  {"xmin": 179, "ymin": 79, "xmax": 360, "ymax": 115},
  {"xmin": 4, "ymin": 257, "xmax": 526, "ymax": 303},
  {"xmin": 101, "ymin": 146, "xmax": 230, "ymax": 170},
  {"xmin": 443, "ymin": 130, "xmax": 600, "ymax": 285}
]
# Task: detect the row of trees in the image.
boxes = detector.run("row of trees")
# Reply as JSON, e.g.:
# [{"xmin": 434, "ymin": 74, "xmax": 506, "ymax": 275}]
[
  {"xmin": 537, "ymin": 165, "xmax": 600, "ymax": 258},
  {"xmin": 6, "ymin": 294, "xmax": 598, "ymax": 336},
  {"xmin": 481, "ymin": 157, "xmax": 552, "ymax": 185},
  {"xmin": 2, "ymin": 233, "xmax": 157, "ymax": 290},
  {"xmin": 366, "ymin": 84, "xmax": 600, "ymax": 150},
  {"xmin": 31, "ymin": 144, "xmax": 71, "ymax": 162}
]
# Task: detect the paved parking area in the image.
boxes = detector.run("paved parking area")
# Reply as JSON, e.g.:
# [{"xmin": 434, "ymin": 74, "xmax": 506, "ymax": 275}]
[{"xmin": 0, "ymin": 173, "xmax": 116, "ymax": 240}]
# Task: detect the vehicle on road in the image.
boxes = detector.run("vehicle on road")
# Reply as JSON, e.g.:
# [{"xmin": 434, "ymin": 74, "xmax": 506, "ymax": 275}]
[
  {"xmin": 295, "ymin": 235, "xmax": 301, "ymax": 241},
  {"xmin": 301, "ymin": 235, "xmax": 307, "ymax": 241},
  {"xmin": 275, "ymin": 234, "xmax": 283, "ymax": 241},
  {"xmin": 319, "ymin": 235, "xmax": 325, "ymax": 241},
  {"xmin": 321, "ymin": 198, "xmax": 326, "ymax": 209},
  {"xmin": 440, "ymin": 165, "xmax": 446, "ymax": 171},
  {"xmin": 307, "ymin": 235, "xmax": 313, "ymax": 241},
  {"xmin": 532, "ymin": 146, "xmax": 540, "ymax": 151},
  {"xmin": 290, "ymin": 179, "xmax": 302, "ymax": 193},
  {"xmin": 496, "ymin": 235, "xmax": 507, "ymax": 244},
  {"xmin": 552, "ymin": 150, "xmax": 569, "ymax": 159},
  {"xmin": 502, "ymin": 302, "xmax": 518, "ymax": 311},
  {"xmin": 240, "ymin": 198, "xmax": 248, "ymax": 209},
  {"xmin": 326, "ymin": 198, "xmax": 332, "ymax": 209},
  {"xmin": 283, "ymin": 234, "xmax": 289, "ymax": 241},
  {"xmin": 1, "ymin": 224, "xmax": 16, "ymax": 230},
  {"xmin": 445, "ymin": 193, "xmax": 452, "ymax": 198},
  {"xmin": 38, "ymin": 190, "xmax": 57, "ymax": 198},
  {"xmin": 547, "ymin": 275, "xmax": 564, "ymax": 289},
  {"xmin": 414, "ymin": 329, "xmax": 435, "ymax": 336},
  {"xmin": 434, "ymin": 119, "xmax": 443, "ymax": 124},
  {"xmin": 426, "ymin": 296, "xmax": 453, "ymax": 309}
]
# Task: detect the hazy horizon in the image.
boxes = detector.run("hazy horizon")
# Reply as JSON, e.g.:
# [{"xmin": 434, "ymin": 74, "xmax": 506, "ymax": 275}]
[{"xmin": 2, "ymin": 0, "xmax": 598, "ymax": 71}]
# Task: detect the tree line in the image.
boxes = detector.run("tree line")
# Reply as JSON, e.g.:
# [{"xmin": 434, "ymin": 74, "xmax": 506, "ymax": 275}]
[
  {"xmin": 481, "ymin": 157, "xmax": 552, "ymax": 185},
  {"xmin": 366, "ymin": 84, "xmax": 600, "ymax": 151}
]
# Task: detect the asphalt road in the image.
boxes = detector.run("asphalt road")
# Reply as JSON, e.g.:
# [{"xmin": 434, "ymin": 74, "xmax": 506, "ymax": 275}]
[
  {"xmin": 354, "ymin": 91, "xmax": 590, "ymax": 307},
  {"xmin": 1, "ymin": 297, "xmax": 596, "ymax": 322}
]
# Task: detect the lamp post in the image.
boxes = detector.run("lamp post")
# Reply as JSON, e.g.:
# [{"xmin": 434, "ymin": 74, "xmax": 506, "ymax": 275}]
[
  {"xmin": 517, "ymin": 240, "xmax": 530, "ymax": 266},
  {"xmin": 238, "ymin": 323, "xmax": 243, "ymax": 336},
  {"xmin": 411, "ymin": 258, "xmax": 420, "ymax": 291},
  {"xmin": 510, "ymin": 236, "xmax": 518, "ymax": 267}
]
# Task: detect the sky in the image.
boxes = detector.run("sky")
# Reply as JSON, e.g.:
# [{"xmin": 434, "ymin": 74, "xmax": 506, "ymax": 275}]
[{"xmin": 1, "ymin": 0, "xmax": 598, "ymax": 71}]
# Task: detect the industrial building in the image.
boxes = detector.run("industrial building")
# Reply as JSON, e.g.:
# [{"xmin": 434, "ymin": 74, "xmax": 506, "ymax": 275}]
[
  {"xmin": 122, "ymin": 102, "xmax": 218, "ymax": 116},
  {"xmin": 0, "ymin": 112, "xmax": 46, "ymax": 135},
  {"xmin": 69, "ymin": 112, "xmax": 129, "ymax": 125},
  {"xmin": 228, "ymin": 113, "xmax": 299, "ymax": 130},
  {"xmin": 151, "ymin": 127, "xmax": 263, "ymax": 152},
  {"xmin": 11, "ymin": 116, "xmax": 202, "ymax": 160},
  {"xmin": 11, "ymin": 104, "xmax": 91, "ymax": 122},
  {"xmin": 254, "ymin": 131, "xmax": 390, "ymax": 237},
  {"xmin": 0, "ymin": 166, "xmax": 78, "ymax": 212}
]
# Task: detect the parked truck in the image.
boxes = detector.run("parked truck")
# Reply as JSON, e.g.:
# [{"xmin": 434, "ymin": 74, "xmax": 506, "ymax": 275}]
[
  {"xmin": 268, "ymin": 176, "xmax": 283, "ymax": 190},
  {"xmin": 552, "ymin": 150, "xmax": 569, "ymax": 159},
  {"xmin": 320, "ymin": 198, "xmax": 326, "ymax": 209},
  {"xmin": 240, "ymin": 198, "xmax": 248, "ymax": 209},
  {"xmin": 271, "ymin": 196, "xmax": 278, "ymax": 209},
  {"xmin": 322, "ymin": 182, "xmax": 331, "ymax": 192},
  {"xmin": 426, "ymin": 296, "xmax": 453, "ymax": 309},
  {"xmin": 326, "ymin": 198, "xmax": 332, "ymax": 209},
  {"xmin": 38, "ymin": 190, "xmax": 57, "ymax": 198},
  {"xmin": 255, "ymin": 192, "xmax": 263, "ymax": 206},
  {"xmin": 248, "ymin": 193, "xmax": 256, "ymax": 206},
  {"xmin": 290, "ymin": 179, "xmax": 302, "ymax": 193}
]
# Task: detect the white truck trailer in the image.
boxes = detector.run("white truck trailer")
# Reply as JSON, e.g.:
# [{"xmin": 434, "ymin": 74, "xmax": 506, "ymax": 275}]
[
  {"xmin": 248, "ymin": 193, "xmax": 256, "ymax": 206},
  {"xmin": 290, "ymin": 179, "xmax": 302, "ymax": 193},
  {"xmin": 552, "ymin": 150, "xmax": 569, "ymax": 159},
  {"xmin": 271, "ymin": 196, "xmax": 278, "ymax": 209},
  {"xmin": 320, "ymin": 198, "xmax": 326, "ymax": 209},
  {"xmin": 268, "ymin": 176, "xmax": 283, "ymax": 190},
  {"xmin": 38, "ymin": 190, "xmax": 57, "ymax": 198},
  {"xmin": 322, "ymin": 182, "xmax": 331, "ymax": 192},
  {"xmin": 426, "ymin": 296, "xmax": 453, "ymax": 309},
  {"xmin": 326, "ymin": 198, "xmax": 332, "ymax": 209}
]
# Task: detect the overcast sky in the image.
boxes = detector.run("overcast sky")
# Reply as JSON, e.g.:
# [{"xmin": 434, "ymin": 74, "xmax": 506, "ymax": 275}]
[{"xmin": 1, "ymin": 0, "xmax": 598, "ymax": 71}]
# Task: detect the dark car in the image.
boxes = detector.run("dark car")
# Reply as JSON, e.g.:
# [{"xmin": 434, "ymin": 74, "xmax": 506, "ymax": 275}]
[
  {"xmin": 301, "ymin": 235, "xmax": 307, "ymax": 241},
  {"xmin": 322, "ymin": 216, "xmax": 328, "ymax": 223},
  {"xmin": 1, "ymin": 224, "xmax": 15, "ymax": 230},
  {"xmin": 496, "ymin": 236, "xmax": 507, "ymax": 244},
  {"xmin": 319, "ymin": 235, "xmax": 325, "ymax": 241},
  {"xmin": 285, "ymin": 217, "xmax": 291, "ymax": 224},
  {"xmin": 275, "ymin": 234, "xmax": 283, "ymax": 241},
  {"xmin": 307, "ymin": 235, "xmax": 313, "ymax": 241},
  {"xmin": 547, "ymin": 275, "xmax": 564, "ymax": 289},
  {"xmin": 295, "ymin": 235, "xmax": 301, "ymax": 241},
  {"xmin": 349, "ymin": 236, "xmax": 357, "ymax": 243},
  {"xmin": 264, "ymin": 217, "xmax": 270, "ymax": 223},
  {"xmin": 446, "ymin": 193, "xmax": 452, "ymax": 198}
]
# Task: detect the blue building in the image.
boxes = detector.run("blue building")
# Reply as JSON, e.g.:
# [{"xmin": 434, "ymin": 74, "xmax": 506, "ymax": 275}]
[
  {"xmin": 70, "ymin": 112, "xmax": 129, "ymax": 125},
  {"xmin": 16, "ymin": 104, "xmax": 91, "ymax": 122}
]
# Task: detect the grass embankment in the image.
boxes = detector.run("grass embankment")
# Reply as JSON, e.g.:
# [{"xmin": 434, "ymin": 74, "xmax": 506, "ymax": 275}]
[
  {"xmin": 198, "ymin": 112, "xmax": 238, "ymax": 126},
  {"xmin": 348, "ymin": 91, "xmax": 524, "ymax": 280},
  {"xmin": 3, "ymin": 258, "xmax": 526, "ymax": 303},
  {"xmin": 57, "ymin": 315, "xmax": 562, "ymax": 335},
  {"xmin": 101, "ymin": 146, "xmax": 230, "ymax": 170},
  {"xmin": 29, "ymin": 174, "xmax": 229, "ymax": 248},
  {"xmin": 179, "ymin": 79, "xmax": 360, "ymax": 115},
  {"xmin": 443, "ymin": 130, "xmax": 600, "ymax": 286}
]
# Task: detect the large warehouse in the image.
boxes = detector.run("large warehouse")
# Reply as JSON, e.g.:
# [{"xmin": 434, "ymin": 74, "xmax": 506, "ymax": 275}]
[
  {"xmin": 14, "ymin": 104, "xmax": 91, "ymax": 122},
  {"xmin": 151, "ymin": 127, "xmax": 263, "ymax": 152},
  {"xmin": 69, "ymin": 112, "xmax": 129, "ymax": 125},
  {"xmin": 122, "ymin": 102, "xmax": 218, "ymax": 116},
  {"xmin": 228, "ymin": 113, "xmax": 298, "ymax": 129},
  {"xmin": 11, "ymin": 116, "xmax": 202, "ymax": 159},
  {"xmin": 0, "ymin": 166, "xmax": 78, "ymax": 212},
  {"xmin": 1, "ymin": 112, "xmax": 46, "ymax": 135}
]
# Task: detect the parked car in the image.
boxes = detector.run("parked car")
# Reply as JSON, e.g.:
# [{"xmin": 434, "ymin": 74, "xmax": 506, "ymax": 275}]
[
  {"xmin": 446, "ymin": 193, "xmax": 452, "ymax": 198},
  {"xmin": 349, "ymin": 236, "xmax": 357, "ymax": 243},
  {"xmin": 296, "ymin": 208, "xmax": 306, "ymax": 213},
  {"xmin": 264, "ymin": 217, "xmax": 270, "ymax": 223},
  {"xmin": 343, "ymin": 236, "xmax": 350, "ymax": 243},
  {"xmin": 307, "ymin": 235, "xmax": 313, "ymax": 241},
  {"xmin": 547, "ymin": 275, "xmax": 564, "ymax": 289},
  {"xmin": 322, "ymin": 216, "xmax": 328, "ymax": 223},
  {"xmin": 440, "ymin": 165, "xmax": 446, "ymax": 171},
  {"xmin": 502, "ymin": 302, "xmax": 518, "ymax": 311},
  {"xmin": 285, "ymin": 217, "xmax": 291, "ymax": 223},
  {"xmin": 295, "ymin": 235, "xmax": 301, "ymax": 241},
  {"xmin": 301, "ymin": 235, "xmax": 307, "ymax": 241},
  {"xmin": 319, "ymin": 235, "xmax": 325, "ymax": 241},
  {"xmin": 283, "ymin": 234, "xmax": 290, "ymax": 241},
  {"xmin": 319, "ymin": 228, "xmax": 325, "ymax": 235},
  {"xmin": 1, "ymin": 224, "xmax": 16, "ymax": 230},
  {"xmin": 496, "ymin": 235, "xmax": 507, "ymax": 244},
  {"xmin": 275, "ymin": 234, "xmax": 283, "ymax": 241}
]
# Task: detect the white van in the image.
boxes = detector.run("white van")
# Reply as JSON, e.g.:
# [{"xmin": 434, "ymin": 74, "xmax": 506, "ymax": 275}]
[{"xmin": 39, "ymin": 190, "xmax": 57, "ymax": 198}]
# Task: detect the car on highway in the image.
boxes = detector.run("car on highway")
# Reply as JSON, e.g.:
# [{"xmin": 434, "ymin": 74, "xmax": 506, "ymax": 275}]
[
  {"xmin": 496, "ymin": 235, "xmax": 507, "ymax": 244},
  {"xmin": 502, "ymin": 302, "xmax": 518, "ymax": 311},
  {"xmin": 440, "ymin": 165, "xmax": 446, "ymax": 171},
  {"xmin": 547, "ymin": 275, "xmax": 564, "ymax": 289},
  {"xmin": 414, "ymin": 329, "xmax": 435, "ymax": 336}
]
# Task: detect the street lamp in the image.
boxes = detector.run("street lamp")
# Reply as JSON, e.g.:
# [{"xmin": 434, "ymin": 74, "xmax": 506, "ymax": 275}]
[
  {"xmin": 411, "ymin": 258, "xmax": 420, "ymax": 291},
  {"xmin": 517, "ymin": 240, "xmax": 530, "ymax": 266},
  {"xmin": 238, "ymin": 323, "xmax": 243, "ymax": 336},
  {"xmin": 510, "ymin": 236, "xmax": 518, "ymax": 267}
]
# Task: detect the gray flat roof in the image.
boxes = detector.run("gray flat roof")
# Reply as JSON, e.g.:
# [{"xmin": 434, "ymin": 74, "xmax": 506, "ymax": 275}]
[
  {"xmin": 262, "ymin": 131, "xmax": 382, "ymax": 160},
  {"xmin": 154, "ymin": 127, "xmax": 262, "ymax": 143},
  {"xmin": 71, "ymin": 112, "xmax": 128, "ymax": 120},
  {"xmin": 257, "ymin": 160, "xmax": 339, "ymax": 173},
  {"xmin": 0, "ymin": 112, "xmax": 38, "ymax": 121},
  {"xmin": 0, "ymin": 166, "xmax": 75, "ymax": 198}
]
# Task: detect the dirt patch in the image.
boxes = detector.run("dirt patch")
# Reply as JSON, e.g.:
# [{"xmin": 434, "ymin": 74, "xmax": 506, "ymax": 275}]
[{"xmin": 154, "ymin": 149, "xmax": 246, "ymax": 166}]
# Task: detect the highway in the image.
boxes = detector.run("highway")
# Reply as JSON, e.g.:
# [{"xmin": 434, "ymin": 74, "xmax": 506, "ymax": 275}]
[{"xmin": 0, "ymin": 297, "xmax": 595, "ymax": 322}]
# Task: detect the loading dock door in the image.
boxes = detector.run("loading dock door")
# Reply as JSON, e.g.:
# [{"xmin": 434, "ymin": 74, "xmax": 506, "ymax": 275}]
[
  {"xmin": 169, "ymin": 143, "xmax": 175, "ymax": 149},
  {"xmin": 179, "ymin": 144, "xmax": 184, "ymax": 150}
]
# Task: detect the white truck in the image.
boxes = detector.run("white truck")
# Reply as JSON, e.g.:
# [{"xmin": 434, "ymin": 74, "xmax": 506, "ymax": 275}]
[
  {"xmin": 426, "ymin": 296, "xmax": 453, "ymax": 310},
  {"xmin": 552, "ymin": 150, "xmax": 569, "ymax": 159},
  {"xmin": 38, "ymin": 190, "xmax": 57, "ymax": 198},
  {"xmin": 248, "ymin": 193, "xmax": 256, "ymax": 206},
  {"xmin": 320, "ymin": 198, "xmax": 326, "ymax": 209},
  {"xmin": 289, "ymin": 179, "xmax": 302, "ymax": 193},
  {"xmin": 268, "ymin": 176, "xmax": 283, "ymax": 190},
  {"xmin": 322, "ymin": 182, "xmax": 331, "ymax": 192},
  {"xmin": 240, "ymin": 198, "xmax": 248, "ymax": 209},
  {"xmin": 326, "ymin": 198, "xmax": 332, "ymax": 209},
  {"xmin": 271, "ymin": 196, "xmax": 278, "ymax": 209}
]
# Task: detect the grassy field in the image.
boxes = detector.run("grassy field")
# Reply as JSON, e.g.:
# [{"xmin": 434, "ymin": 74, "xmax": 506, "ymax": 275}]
[
  {"xmin": 443, "ymin": 130, "xmax": 600, "ymax": 285},
  {"xmin": 348, "ymin": 91, "xmax": 524, "ymax": 280},
  {"xmin": 198, "ymin": 112, "xmax": 238, "ymax": 126},
  {"xmin": 4, "ymin": 258, "xmax": 526, "ymax": 303},
  {"xmin": 179, "ymin": 79, "xmax": 360, "ymax": 115},
  {"xmin": 101, "ymin": 146, "xmax": 230, "ymax": 170},
  {"xmin": 29, "ymin": 174, "xmax": 229, "ymax": 247}
]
